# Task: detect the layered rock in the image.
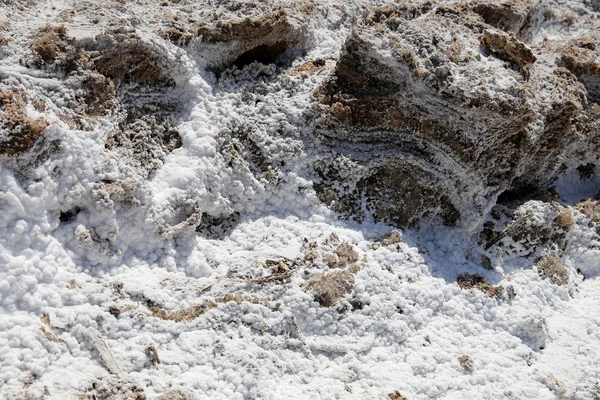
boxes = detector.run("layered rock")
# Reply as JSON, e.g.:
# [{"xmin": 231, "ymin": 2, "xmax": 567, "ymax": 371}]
[
  {"xmin": 562, "ymin": 22, "xmax": 600, "ymax": 103},
  {"xmin": 314, "ymin": 3, "xmax": 591, "ymax": 228},
  {"xmin": 2, "ymin": 0, "xmax": 598, "ymax": 246},
  {"xmin": 158, "ymin": 2, "xmax": 313, "ymax": 70}
]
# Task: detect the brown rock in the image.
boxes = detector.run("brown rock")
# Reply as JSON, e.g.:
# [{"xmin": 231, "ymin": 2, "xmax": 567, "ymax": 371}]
[
  {"xmin": 562, "ymin": 24, "xmax": 600, "ymax": 102},
  {"xmin": 481, "ymin": 28, "xmax": 536, "ymax": 71},
  {"xmin": 536, "ymin": 256, "xmax": 569, "ymax": 285},
  {"xmin": 388, "ymin": 390, "xmax": 409, "ymax": 400},
  {"xmin": 314, "ymin": 5, "xmax": 585, "ymax": 228},
  {"xmin": 304, "ymin": 268, "xmax": 356, "ymax": 307},
  {"xmin": 457, "ymin": 273, "xmax": 504, "ymax": 298},
  {"xmin": 472, "ymin": 1, "xmax": 533, "ymax": 33},
  {"xmin": 0, "ymin": 87, "xmax": 47, "ymax": 157},
  {"xmin": 192, "ymin": 8, "xmax": 310, "ymax": 70}
]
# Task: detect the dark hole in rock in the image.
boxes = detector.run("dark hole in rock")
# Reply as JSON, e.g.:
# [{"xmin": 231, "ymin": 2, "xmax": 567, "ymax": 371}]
[
  {"xmin": 59, "ymin": 207, "xmax": 82, "ymax": 223},
  {"xmin": 578, "ymin": 41, "xmax": 596, "ymax": 51},
  {"xmin": 577, "ymin": 163, "xmax": 596, "ymax": 180},
  {"xmin": 497, "ymin": 184, "xmax": 539, "ymax": 204},
  {"xmin": 233, "ymin": 41, "xmax": 289, "ymax": 68}
]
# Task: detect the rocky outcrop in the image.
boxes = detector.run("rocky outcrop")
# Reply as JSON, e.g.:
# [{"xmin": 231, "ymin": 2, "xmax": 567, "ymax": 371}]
[
  {"xmin": 314, "ymin": 3, "xmax": 591, "ymax": 228},
  {"xmin": 159, "ymin": 3, "xmax": 312, "ymax": 70},
  {"xmin": 471, "ymin": 0, "xmax": 534, "ymax": 34},
  {"xmin": 2, "ymin": 0, "xmax": 599, "ymax": 241},
  {"xmin": 562, "ymin": 23, "xmax": 600, "ymax": 103},
  {"xmin": 193, "ymin": 10, "xmax": 309, "ymax": 70}
]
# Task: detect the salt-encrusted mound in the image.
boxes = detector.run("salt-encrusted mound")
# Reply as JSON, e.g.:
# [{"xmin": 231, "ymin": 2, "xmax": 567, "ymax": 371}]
[
  {"xmin": 2, "ymin": 1, "xmax": 600, "ymax": 399},
  {"xmin": 314, "ymin": 2, "xmax": 597, "ymax": 228}
]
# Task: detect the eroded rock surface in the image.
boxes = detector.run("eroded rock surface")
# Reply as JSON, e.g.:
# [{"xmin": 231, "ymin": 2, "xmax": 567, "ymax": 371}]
[
  {"xmin": 158, "ymin": 1, "xmax": 313, "ymax": 70},
  {"xmin": 314, "ymin": 2, "xmax": 597, "ymax": 228},
  {"xmin": 562, "ymin": 22, "xmax": 600, "ymax": 102}
]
